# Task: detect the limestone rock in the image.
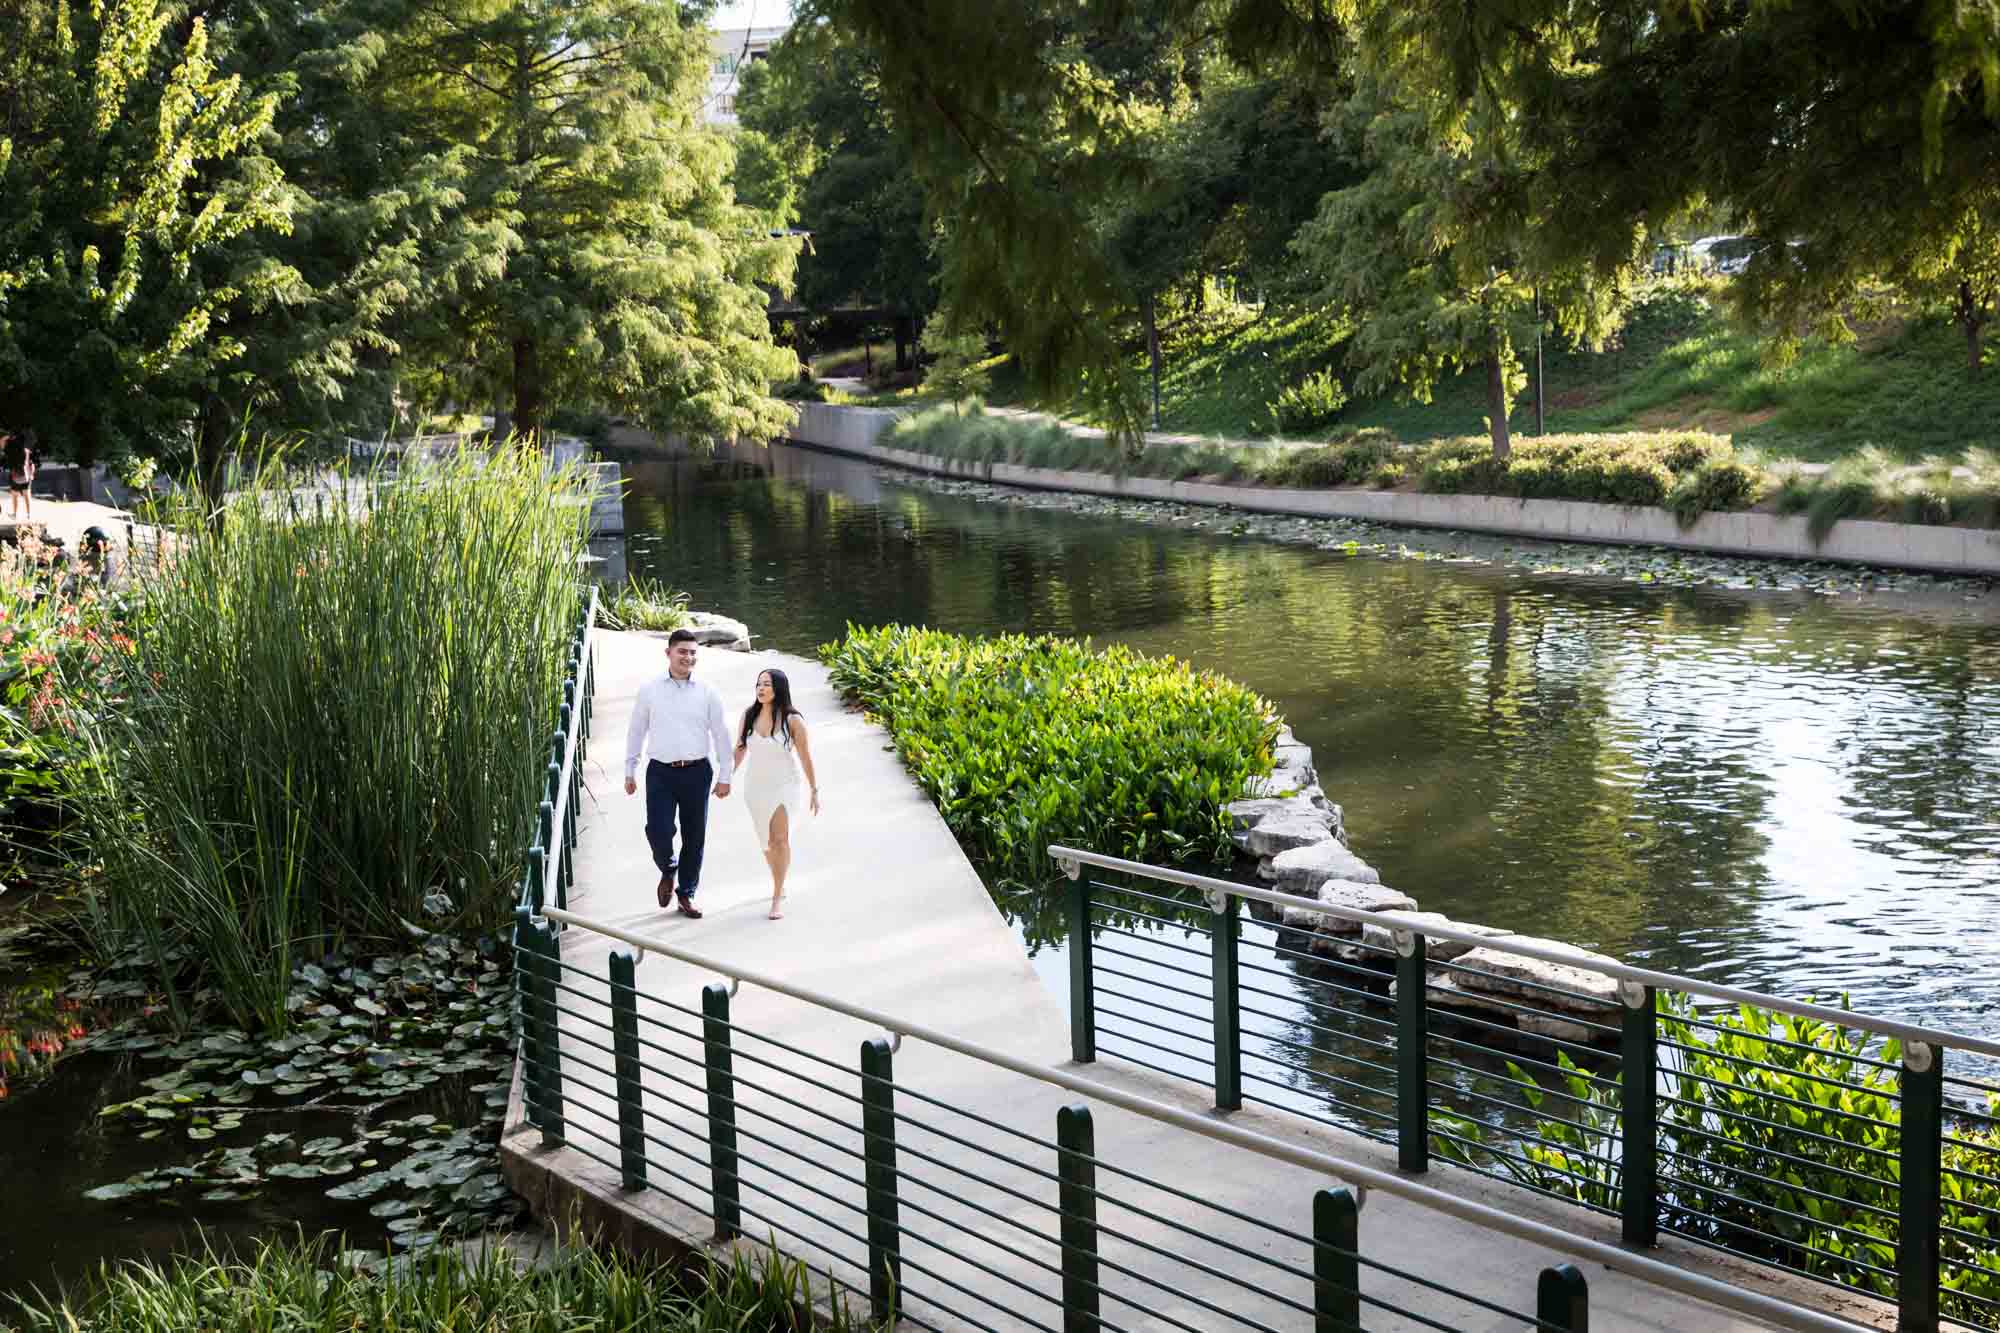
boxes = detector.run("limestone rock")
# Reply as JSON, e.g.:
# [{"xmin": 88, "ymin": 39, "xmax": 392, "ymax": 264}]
[
  {"xmin": 1450, "ymin": 942, "xmax": 1621, "ymax": 1015},
  {"xmin": 1276, "ymin": 879, "xmax": 1416, "ymax": 936},
  {"xmin": 1245, "ymin": 810, "xmax": 1342, "ymax": 858},
  {"xmin": 1393, "ymin": 972, "xmax": 1600, "ymax": 1045},
  {"xmin": 684, "ymin": 611, "xmax": 752, "ymax": 651},
  {"xmin": 1266, "ymin": 840, "xmax": 1381, "ymax": 896},
  {"xmin": 1359, "ymin": 912, "xmax": 1509, "ymax": 964},
  {"xmin": 1226, "ymin": 795, "xmax": 1296, "ymax": 832},
  {"xmin": 1241, "ymin": 740, "xmax": 1319, "ymax": 799}
]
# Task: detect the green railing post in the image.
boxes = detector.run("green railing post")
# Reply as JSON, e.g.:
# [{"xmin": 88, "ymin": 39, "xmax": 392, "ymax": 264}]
[
  {"xmin": 1619, "ymin": 983, "xmax": 1659, "ymax": 1248},
  {"xmin": 523, "ymin": 917, "xmax": 563, "ymax": 1145},
  {"xmin": 1394, "ymin": 929, "xmax": 1429, "ymax": 1173},
  {"xmin": 861, "ymin": 1037, "xmax": 902, "ymax": 1325},
  {"xmin": 1312, "ymin": 1187, "xmax": 1360, "ymax": 1333},
  {"xmin": 701, "ymin": 982, "xmax": 742, "ymax": 1239},
  {"xmin": 1536, "ymin": 1264, "xmax": 1584, "ymax": 1320},
  {"xmin": 513, "ymin": 910, "xmax": 543, "ymax": 1132},
  {"xmin": 609, "ymin": 951, "xmax": 645, "ymax": 1191},
  {"xmin": 1538, "ymin": 1263, "xmax": 1589, "ymax": 1330},
  {"xmin": 1067, "ymin": 873, "xmax": 1095, "ymax": 1063},
  {"xmin": 1898, "ymin": 1041, "xmax": 1944, "ymax": 1332},
  {"xmin": 526, "ymin": 845, "xmax": 546, "ymax": 918},
  {"xmin": 1057, "ymin": 1103, "xmax": 1099, "ymax": 1333},
  {"xmin": 1212, "ymin": 894, "xmax": 1242, "ymax": 1111}
]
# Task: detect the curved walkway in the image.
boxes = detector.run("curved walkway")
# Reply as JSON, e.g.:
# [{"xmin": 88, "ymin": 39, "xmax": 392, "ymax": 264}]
[{"xmin": 501, "ymin": 628, "xmax": 1887, "ymax": 1331}]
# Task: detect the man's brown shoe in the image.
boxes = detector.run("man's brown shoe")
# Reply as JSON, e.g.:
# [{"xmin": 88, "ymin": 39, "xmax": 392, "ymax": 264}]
[
  {"xmin": 655, "ymin": 872, "xmax": 675, "ymax": 908},
  {"xmin": 675, "ymin": 893, "xmax": 704, "ymax": 920}
]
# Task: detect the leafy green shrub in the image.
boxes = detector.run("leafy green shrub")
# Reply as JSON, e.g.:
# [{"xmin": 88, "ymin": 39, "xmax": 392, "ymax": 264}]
[
  {"xmin": 820, "ymin": 625, "xmax": 1277, "ymax": 884},
  {"xmin": 1417, "ymin": 431, "xmax": 1739, "ymax": 511},
  {"xmin": 1267, "ymin": 368, "xmax": 1348, "ymax": 435},
  {"xmin": 774, "ymin": 378, "xmax": 839, "ymax": 403},
  {"xmin": 18, "ymin": 1228, "xmax": 873, "ymax": 1331},
  {"xmin": 1666, "ymin": 459, "xmax": 1767, "ymax": 528},
  {"xmin": 1433, "ymin": 993, "xmax": 2000, "ymax": 1322},
  {"xmin": 1258, "ymin": 433, "xmax": 1397, "ymax": 489},
  {"xmin": 599, "ymin": 574, "xmax": 691, "ymax": 631},
  {"xmin": 891, "ymin": 409, "xmax": 1784, "ymax": 523},
  {"xmin": 71, "ymin": 448, "xmax": 589, "ymax": 1031}
]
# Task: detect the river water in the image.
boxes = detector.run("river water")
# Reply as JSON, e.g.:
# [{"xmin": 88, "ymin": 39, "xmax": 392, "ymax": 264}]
[{"xmin": 619, "ymin": 443, "xmax": 2000, "ymax": 1035}]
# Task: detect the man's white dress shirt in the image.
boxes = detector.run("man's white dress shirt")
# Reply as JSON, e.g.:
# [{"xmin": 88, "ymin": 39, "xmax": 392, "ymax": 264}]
[{"xmin": 625, "ymin": 673, "xmax": 735, "ymax": 783}]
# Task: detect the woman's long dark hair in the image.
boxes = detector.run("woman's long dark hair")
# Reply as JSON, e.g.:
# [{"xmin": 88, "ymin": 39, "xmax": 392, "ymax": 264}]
[{"xmin": 740, "ymin": 668, "xmax": 802, "ymax": 748}]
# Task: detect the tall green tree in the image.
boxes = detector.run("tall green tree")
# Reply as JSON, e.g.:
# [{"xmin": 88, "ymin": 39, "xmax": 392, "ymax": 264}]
[
  {"xmin": 737, "ymin": 22, "xmax": 937, "ymax": 324},
  {"xmin": 818, "ymin": 1, "xmax": 2000, "ymax": 419},
  {"xmin": 1342, "ymin": 1, "xmax": 2000, "ymax": 348},
  {"xmin": 382, "ymin": 0, "xmax": 798, "ymax": 441},
  {"xmin": 1292, "ymin": 88, "xmax": 1629, "ymax": 458},
  {"xmin": 0, "ymin": 0, "xmax": 290, "ymax": 465}
]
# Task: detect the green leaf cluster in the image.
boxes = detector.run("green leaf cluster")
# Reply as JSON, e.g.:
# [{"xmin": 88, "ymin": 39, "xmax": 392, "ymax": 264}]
[
  {"xmin": 1435, "ymin": 992, "xmax": 2000, "ymax": 1322},
  {"xmin": 818, "ymin": 625, "xmax": 1278, "ymax": 886},
  {"xmin": 0, "ymin": 0, "xmax": 288, "ymax": 461}
]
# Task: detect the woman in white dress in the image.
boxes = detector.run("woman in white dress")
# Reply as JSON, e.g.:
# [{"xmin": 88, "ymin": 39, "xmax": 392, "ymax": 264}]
[{"xmin": 732, "ymin": 668, "xmax": 820, "ymax": 919}]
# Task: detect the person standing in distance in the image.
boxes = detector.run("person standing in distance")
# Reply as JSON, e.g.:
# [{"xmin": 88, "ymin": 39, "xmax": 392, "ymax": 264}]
[
  {"xmin": 3, "ymin": 431, "xmax": 32, "ymax": 521},
  {"xmin": 624, "ymin": 628, "xmax": 733, "ymax": 918}
]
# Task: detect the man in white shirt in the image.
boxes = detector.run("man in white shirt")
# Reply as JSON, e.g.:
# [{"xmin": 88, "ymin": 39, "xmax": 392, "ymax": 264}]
[{"xmin": 624, "ymin": 628, "xmax": 734, "ymax": 918}]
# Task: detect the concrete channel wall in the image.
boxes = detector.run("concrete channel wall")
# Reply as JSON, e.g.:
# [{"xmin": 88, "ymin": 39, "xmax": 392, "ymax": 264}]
[{"xmin": 789, "ymin": 403, "xmax": 2000, "ymax": 577}]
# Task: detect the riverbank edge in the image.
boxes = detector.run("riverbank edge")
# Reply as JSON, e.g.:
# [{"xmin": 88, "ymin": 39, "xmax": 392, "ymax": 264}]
[{"xmin": 787, "ymin": 402, "xmax": 2000, "ymax": 577}]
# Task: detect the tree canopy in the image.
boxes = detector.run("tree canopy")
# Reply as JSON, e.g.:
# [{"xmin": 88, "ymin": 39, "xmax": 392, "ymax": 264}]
[
  {"xmin": 1, "ymin": 0, "xmax": 799, "ymax": 469},
  {"xmin": 803, "ymin": 0, "xmax": 2000, "ymax": 444}
]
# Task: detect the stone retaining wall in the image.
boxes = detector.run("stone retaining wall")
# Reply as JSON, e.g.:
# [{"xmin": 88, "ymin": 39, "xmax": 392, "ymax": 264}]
[{"xmin": 788, "ymin": 403, "xmax": 2000, "ymax": 577}]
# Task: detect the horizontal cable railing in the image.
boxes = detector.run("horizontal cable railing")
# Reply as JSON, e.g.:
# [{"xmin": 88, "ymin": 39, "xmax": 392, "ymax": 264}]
[
  {"xmin": 1049, "ymin": 843, "xmax": 2000, "ymax": 1333},
  {"xmin": 517, "ymin": 905, "xmax": 1875, "ymax": 1333},
  {"xmin": 516, "ymin": 585, "xmax": 597, "ymax": 922}
]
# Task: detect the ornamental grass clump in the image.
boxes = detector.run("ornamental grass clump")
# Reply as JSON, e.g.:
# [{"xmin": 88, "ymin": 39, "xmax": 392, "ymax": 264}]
[
  {"xmin": 70, "ymin": 447, "xmax": 589, "ymax": 1032},
  {"xmin": 16, "ymin": 1228, "xmax": 871, "ymax": 1331},
  {"xmin": 820, "ymin": 625, "xmax": 1278, "ymax": 884}
]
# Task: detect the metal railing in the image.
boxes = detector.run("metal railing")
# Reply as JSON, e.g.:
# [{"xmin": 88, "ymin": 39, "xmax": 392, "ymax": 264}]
[
  {"xmin": 1050, "ymin": 844, "xmax": 2000, "ymax": 1333},
  {"xmin": 510, "ymin": 905, "xmax": 1891, "ymax": 1333},
  {"xmin": 514, "ymin": 585, "xmax": 597, "ymax": 923}
]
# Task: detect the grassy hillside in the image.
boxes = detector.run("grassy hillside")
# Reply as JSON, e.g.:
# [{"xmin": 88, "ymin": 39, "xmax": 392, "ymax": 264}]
[{"xmin": 982, "ymin": 282, "xmax": 2000, "ymax": 463}]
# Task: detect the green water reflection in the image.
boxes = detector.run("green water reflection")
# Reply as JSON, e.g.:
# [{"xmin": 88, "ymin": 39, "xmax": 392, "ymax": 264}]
[{"xmin": 620, "ymin": 445, "xmax": 2000, "ymax": 1032}]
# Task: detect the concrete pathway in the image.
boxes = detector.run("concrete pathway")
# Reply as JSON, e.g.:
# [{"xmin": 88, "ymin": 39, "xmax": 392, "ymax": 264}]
[{"xmin": 502, "ymin": 629, "xmax": 1889, "ymax": 1333}]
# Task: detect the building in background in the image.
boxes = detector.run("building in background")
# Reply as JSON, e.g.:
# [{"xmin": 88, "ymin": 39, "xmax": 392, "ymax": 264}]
[{"xmin": 706, "ymin": 23, "xmax": 788, "ymax": 126}]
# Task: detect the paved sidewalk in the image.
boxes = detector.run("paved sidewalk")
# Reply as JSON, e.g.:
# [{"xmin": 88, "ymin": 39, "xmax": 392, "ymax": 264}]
[{"xmin": 502, "ymin": 628, "xmax": 1887, "ymax": 1332}]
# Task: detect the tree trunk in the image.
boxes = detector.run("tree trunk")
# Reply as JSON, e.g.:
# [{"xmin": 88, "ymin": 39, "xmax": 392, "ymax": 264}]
[
  {"xmin": 512, "ymin": 337, "xmax": 542, "ymax": 441},
  {"xmin": 1486, "ymin": 346, "xmax": 1512, "ymax": 461},
  {"xmin": 194, "ymin": 398, "xmax": 234, "ymax": 525},
  {"xmin": 1961, "ymin": 281, "xmax": 1987, "ymax": 376},
  {"xmin": 1145, "ymin": 291, "xmax": 1163, "ymax": 431}
]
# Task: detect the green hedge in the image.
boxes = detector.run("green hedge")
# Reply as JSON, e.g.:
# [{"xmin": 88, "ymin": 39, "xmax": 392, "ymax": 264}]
[
  {"xmin": 889, "ymin": 406, "xmax": 1782, "ymax": 527},
  {"xmin": 886, "ymin": 407, "xmax": 2000, "ymax": 535},
  {"xmin": 819, "ymin": 626, "xmax": 1277, "ymax": 884}
]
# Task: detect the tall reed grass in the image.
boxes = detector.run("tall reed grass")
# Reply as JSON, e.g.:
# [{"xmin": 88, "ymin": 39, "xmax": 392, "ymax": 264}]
[
  {"xmin": 13, "ymin": 1228, "xmax": 870, "ymax": 1331},
  {"xmin": 70, "ymin": 448, "xmax": 588, "ymax": 1031}
]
